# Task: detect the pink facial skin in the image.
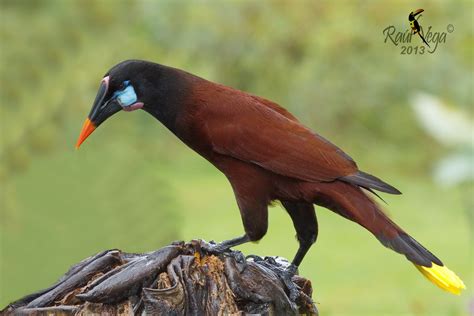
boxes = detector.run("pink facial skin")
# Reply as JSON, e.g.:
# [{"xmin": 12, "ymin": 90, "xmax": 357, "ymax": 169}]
[
  {"xmin": 123, "ymin": 102, "xmax": 144, "ymax": 112},
  {"xmin": 102, "ymin": 76, "xmax": 110, "ymax": 88}
]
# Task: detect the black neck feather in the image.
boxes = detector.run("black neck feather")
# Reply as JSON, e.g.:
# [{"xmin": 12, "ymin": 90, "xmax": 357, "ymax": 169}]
[{"xmin": 135, "ymin": 62, "xmax": 192, "ymax": 133}]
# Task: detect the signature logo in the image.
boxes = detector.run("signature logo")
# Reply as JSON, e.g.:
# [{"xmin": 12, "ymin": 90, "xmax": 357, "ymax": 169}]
[
  {"xmin": 383, "ymin": 9, "xmax": 454, "ymax": 54},
  {"xmin": 409, "ymin": 9, "xmax": 430, "ymax": 47}
]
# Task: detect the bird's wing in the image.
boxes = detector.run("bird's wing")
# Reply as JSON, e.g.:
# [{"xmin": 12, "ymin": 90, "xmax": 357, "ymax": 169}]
[
  {"xmin": 248, "ymin": 94, "xmax": 300, "ymax": 122},
  {"xmin": 203, "ymin": 91, "xmax": 358, "ymax": 182}
]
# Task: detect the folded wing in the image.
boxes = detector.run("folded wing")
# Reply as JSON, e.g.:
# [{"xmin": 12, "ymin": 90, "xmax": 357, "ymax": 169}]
[{"xmin": 204, "ymin": 93, "xmax": 358, "ymax": 182}]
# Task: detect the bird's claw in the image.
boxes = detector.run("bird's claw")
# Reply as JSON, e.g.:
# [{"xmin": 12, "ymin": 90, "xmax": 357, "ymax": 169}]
[
  {"xmin": 201, "ymin": 242, "xmax": 231, "ymax": 254},
  {"xmin": 199, "ymin": 241, "xmax": 247, "ymax": 263},
  {"xmin": 246, "ymin": 254, "xmax": 264, "ymax": 262},
  {"xmin": 231, "ymin": 251, "xmax": 246, "ymax": 264},
  {"xmin": 264, "ymin": 256, "xmax": 278, "ymax": 265},
  {"xmin": 286, "ymin": 263, "xmax": 298, "ymax": 275},
  {"xmin": 281, "ymin": 264, "xmax": 300, "ymax": 302}
]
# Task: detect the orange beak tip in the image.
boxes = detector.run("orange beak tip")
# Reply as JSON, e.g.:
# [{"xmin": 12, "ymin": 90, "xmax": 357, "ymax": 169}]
[{"xmin": 76, "ymin": 118, "xmax": 96, "ymax": 149}]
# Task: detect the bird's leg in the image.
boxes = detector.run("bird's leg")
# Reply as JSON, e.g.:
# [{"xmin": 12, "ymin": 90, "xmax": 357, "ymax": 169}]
[
  {"xmin": 280, "ymin": 240, "xmax": 313, "ymax": 300},
  {"xmin": 204, "ymin": 182, "xmax": 269, "ymax": 253},
  {"xmin": 202, "ymin": 183, "xmax": 269, "ymax": 265},
  {"xmin": 282, "ymin": 201, "xmax": 318, "ymax": 268},
  {"xmin": 206, "ymin": 234, "xmax": 250, "ymax": 253},
  {"xmin": 281, "ymin": 201, "xmax": 318, "ymax": 301},
  {"xmin": 291, "ymin": 240, "xmax": 314, "ymax": 268}
]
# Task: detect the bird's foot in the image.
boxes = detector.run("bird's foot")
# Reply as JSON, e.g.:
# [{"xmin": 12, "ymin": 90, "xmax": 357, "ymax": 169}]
[
  {"xmin": 255, "ymin": 258, "xmax": 300, "ymax": 302},
  {"xmin": 246, "ymin": 254, "xmax": 264, "ymax": 262},
  {"xmin": 281, "ymin": 264, "xmax": 300, "ymax": 302},
  {"xmin": 200, "ymin": 241, "xmax": 246, "ymax": 264},
  {"xmin": 200, "ymin": 235, "xmax": 249, "ymax": 255},
  {"xmin": 201, "ymin": 241, "xmax": 231, "ymax": 254},
  {"xmin": 286, "ymin": 263, "xmax": 298, "ymax": 275}
]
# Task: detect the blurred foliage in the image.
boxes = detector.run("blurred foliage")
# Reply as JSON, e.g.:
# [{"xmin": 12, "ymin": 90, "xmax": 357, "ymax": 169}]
[
  {"xmin": 0, "ymin": 0, "xmax": 472, "ymax": 314},
  {"xmin": 411, "ymin": 92, "xmax": 473, "ymax": 186}
]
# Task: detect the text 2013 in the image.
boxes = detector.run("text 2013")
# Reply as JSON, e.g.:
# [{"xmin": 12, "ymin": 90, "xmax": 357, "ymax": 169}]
[{"xmin": 400, "ymin": 46, "xmax": 427, "ymax": 55}]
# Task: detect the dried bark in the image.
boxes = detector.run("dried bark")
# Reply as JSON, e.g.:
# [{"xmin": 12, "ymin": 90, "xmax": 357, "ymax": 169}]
[{"xmin": 2, "ymin": 240, "xmax": 318, "ymax": 315}]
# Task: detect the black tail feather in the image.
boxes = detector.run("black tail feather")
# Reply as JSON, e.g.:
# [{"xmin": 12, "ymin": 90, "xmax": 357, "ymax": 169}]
[
  {"xmin": 341, "ymin": 171, "xmax": 402, "ymax": 195},
  {"xmin": 377, "ymin": 232, "xmax": 443, "ymax": 267}
]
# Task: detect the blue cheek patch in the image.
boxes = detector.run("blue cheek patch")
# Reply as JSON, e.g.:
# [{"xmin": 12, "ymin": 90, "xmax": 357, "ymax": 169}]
[{"xmin": 114, "ymin": 84, "xmax": 138, "ymax": 107}]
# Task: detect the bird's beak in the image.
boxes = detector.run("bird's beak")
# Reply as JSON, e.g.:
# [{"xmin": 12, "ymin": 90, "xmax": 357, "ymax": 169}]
[
  {"xmin": 76, "ymin": 118, "xmax": 96, "ymax": 149},
  {"xmin": 413, "ymin": 8, "xmax": 424, "ymax": 16},
  {"xmin": 76, "ymin": 76, "xmax": 121, "ymax": 149}
]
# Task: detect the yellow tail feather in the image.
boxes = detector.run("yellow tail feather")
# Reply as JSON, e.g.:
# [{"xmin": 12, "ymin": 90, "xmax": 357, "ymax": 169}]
[{"xmin": 414, "ymin": 263, "xmax": 466, "ymax": 295}]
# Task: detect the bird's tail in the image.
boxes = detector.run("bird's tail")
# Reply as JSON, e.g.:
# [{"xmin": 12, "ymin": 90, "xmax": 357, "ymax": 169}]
[
  {"xmin": 379, "ymin": 230, "xmax": 465, "ymax": 295},
  {"xmin": 414, "ymin": 262, "xmax": 465, "ymax": 295},
  {"xmin": 314, "ymin": 181, "xmax": 466, "ymax": 295}
]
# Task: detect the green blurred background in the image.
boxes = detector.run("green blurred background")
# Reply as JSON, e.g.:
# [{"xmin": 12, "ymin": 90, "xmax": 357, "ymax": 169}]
[{"xmin": 1, "ymin": 0, "xmax": 472, "ymax": 314}]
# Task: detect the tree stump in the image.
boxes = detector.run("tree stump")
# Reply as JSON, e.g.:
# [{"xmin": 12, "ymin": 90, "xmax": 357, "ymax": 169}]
[{"xmin": 2, "ymin": 240, "xmax": 318, "ymax": 315}]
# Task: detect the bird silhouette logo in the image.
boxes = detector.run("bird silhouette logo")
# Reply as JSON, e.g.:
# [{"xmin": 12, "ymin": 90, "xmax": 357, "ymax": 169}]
[{"xmin": 409, "ymin": 9, "xmax": 430, "ymax": 47}]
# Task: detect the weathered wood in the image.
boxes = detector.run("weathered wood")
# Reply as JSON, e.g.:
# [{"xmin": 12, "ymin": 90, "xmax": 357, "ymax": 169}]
[{"xmin": 2, "ymin": 240, "xmax": 318, "ymax": 315}]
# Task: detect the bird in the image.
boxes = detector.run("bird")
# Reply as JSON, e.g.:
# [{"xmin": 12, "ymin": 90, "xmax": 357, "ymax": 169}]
[
  {"xmin": 409, "ymin": 9, "xmax": 430, "ymax": 47},
  {"xmin": 76, "ymin": 60, "xmax": 465, "ymax": 295}
]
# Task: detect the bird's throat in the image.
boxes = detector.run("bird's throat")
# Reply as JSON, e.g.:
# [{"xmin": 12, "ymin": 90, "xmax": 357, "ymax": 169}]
[{"xmin": 143, "ymin": 67, "xmax": 195, "ymax": 134}]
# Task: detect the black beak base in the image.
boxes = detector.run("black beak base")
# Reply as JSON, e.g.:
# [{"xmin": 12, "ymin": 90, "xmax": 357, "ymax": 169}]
[{"xmin": 88, "ymin": 78, "xmax": 121, "ymax": 127}]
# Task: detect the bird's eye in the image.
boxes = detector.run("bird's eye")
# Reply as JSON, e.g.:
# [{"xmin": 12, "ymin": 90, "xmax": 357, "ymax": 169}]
[
  {"xmin": 120, "ymin": 80, "xmax": 130, "ymax": 91},
  {"xmin": 113, "ymin": 81, "xmax": 137, "ymax": 107}
]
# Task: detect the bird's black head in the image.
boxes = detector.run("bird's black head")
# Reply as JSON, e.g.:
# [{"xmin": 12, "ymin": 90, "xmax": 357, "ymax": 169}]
[{"xmin": 76, "ymin": 60, "xmax": 188, "ymax": 148}]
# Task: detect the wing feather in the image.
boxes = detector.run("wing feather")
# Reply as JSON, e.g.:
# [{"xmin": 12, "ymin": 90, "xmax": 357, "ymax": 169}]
[{"xmin": 201, "ymin": 89, "xmax": 357, "ymax": 182}]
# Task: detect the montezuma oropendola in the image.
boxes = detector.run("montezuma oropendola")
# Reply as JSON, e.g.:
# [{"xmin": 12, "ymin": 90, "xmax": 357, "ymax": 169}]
[{"xmin": 76, "ymin": 60, "xmax": 465, "ymax": 295}]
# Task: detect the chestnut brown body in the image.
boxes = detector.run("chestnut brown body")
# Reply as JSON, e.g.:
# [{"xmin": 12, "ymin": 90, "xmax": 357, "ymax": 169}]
[{"xmin": 79, "ymin": 60, "xmax": 446, "ymax": 273}]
